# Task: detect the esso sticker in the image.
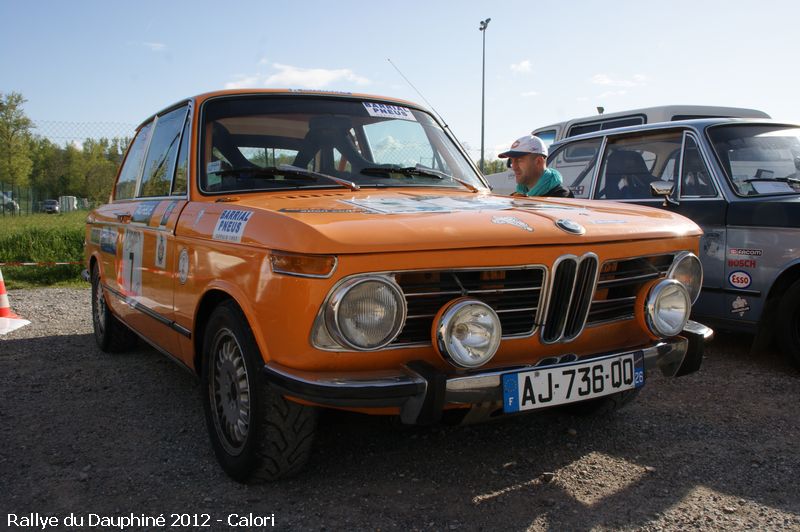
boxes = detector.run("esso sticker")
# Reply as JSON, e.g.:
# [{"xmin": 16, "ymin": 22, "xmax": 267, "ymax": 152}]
[{"xmin": 729, "ymin": 270, "xmax": 752, "ymax": 289}]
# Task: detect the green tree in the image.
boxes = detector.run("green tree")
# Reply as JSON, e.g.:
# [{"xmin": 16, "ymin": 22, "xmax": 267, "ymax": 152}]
[
  {"xmin": 476, "ymin": 159, "xmax": 508, "ymax": 175},
  {"xmin": 0, "ymin": 92, "xmax": 34, "ymax": 190}
]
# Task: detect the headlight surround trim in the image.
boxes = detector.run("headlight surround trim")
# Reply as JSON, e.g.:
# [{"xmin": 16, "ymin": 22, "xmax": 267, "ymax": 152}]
[
  {"xmin": 324, "ymin": 275, "xmax": 407, "ymax": 351},
  {"xmin": 645, "ymin": 279, "xmax": 691, "ymax": 338},
  {"xmin": 666, "ymin": 251, "xmax": 703, "ymax": 305}
]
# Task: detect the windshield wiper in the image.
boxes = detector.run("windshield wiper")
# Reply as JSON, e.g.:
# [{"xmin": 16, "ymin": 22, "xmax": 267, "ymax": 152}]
[
  {"xmin": 360, "ymin": 164, "xmax": 479, "ymax": 193},
  {"xmin": 214, "ymin": 165, "xmax": 360, "ymax": 191},
  {"xmin": 743, "ymin": 176, "xmax": 800, "ymax": 184}
]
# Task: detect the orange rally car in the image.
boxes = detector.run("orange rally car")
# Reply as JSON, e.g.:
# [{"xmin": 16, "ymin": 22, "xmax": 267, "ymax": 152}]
[{"xmin": 84, "ymin": 89, "xmax": 712, "ymax": 482}]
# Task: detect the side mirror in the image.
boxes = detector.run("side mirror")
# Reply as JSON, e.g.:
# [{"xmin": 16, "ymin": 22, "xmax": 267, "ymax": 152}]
[{"xmin": 650, "ymin": 180, "xmax": 678, "ymax": 207}]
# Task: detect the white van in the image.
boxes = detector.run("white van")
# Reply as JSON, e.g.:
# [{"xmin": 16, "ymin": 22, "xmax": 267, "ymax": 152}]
[{"xmin": 487, "ymin": 105, "xmax": 771, "ymax": 195}]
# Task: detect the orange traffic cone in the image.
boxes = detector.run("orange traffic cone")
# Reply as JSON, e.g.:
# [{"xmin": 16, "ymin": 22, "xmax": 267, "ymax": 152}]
[
  {"xmin": 0, "ymin": 268, "xmax": 30, "ymax": 335},
  {"xmin": 0, "ymin": 268, "xmax": 18, "ymax": 318}
]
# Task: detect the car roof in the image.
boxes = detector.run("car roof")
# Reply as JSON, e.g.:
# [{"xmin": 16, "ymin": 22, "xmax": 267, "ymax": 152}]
[
  {"xmin": 137, "ymin": 89, "xmax": 427, "ymax": 131},
  {"xmin": 549, "ymin": 118, "xmax": 799, "ymax": 151}
]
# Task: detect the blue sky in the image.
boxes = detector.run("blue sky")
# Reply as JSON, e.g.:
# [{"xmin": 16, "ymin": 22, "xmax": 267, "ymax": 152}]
[{"xmin": 2, "ymin": 0, "xmax": 799, "ymax": 160}]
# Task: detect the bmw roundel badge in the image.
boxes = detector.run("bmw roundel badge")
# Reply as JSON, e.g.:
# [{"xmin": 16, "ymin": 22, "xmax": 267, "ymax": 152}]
[{"xmin": 556, "ymin": 219, "xmax": 586, "ymax": 235}]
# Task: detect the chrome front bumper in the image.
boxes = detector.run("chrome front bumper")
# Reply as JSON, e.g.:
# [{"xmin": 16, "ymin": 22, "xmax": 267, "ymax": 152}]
[{"xmin": 263, "ymin": 321, "xmax": 713, "ymax": 425}]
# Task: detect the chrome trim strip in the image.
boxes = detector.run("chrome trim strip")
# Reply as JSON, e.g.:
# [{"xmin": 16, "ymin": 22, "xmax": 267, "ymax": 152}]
[{"xmin": 103, "ymin": 283, "xmax": 192, "ymax": 338}]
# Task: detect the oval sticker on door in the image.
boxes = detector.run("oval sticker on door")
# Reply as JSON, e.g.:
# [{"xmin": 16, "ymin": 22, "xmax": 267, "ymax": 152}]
[{"xmin": 728, "ymin": 270, "xmax": 751, "ymax": 289}]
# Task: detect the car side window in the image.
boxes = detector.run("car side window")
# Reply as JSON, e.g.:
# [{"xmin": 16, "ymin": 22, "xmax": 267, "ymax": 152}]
[
  {"xmin": 596, "ymin": 132, "xmax": 682, "ymax": 200},
  {"xmin": 138, "ymin": 106, "xmax": 188, "ymax": 198},
  {"xmin": 115, "ymin": 122, "xmax": 153, "ymax": 200},
  {"xmin": 680, "ymin": 135, "xmax": 717, "ymax": 198},
  {"xmin": 172, "ymin": 116, "xmax": 191, "ymax": 196},
  {"xmin": 548, "ymin": 138, "xmax": 602, "ymax": 199}
]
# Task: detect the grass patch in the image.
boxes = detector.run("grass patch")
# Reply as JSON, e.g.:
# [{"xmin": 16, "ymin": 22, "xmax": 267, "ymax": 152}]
[{"xmin": 0, "ymin": 211, "xmax": 87, "ymax": 288}]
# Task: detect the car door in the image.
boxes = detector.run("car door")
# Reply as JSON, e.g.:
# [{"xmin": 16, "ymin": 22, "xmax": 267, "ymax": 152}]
[{"xmin": 589, "ymin": 130, "xmax": 727, "ymax": 317}]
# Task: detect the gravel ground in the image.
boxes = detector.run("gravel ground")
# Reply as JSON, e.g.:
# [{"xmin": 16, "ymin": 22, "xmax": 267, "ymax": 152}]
[{"xmin": 1, "ymin": 287, "xmax": 799, "ymax": 531}]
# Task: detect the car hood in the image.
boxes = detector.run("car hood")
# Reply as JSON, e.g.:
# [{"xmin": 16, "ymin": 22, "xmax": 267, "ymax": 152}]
[{"xmin": 189, "ymin": 190, "xmax": 701, "ymax": 254}]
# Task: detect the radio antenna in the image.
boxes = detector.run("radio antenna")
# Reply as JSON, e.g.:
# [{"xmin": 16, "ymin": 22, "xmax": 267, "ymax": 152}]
[{"xmin": 387, "ymin": 58, "xmax": 449, "ymax": 130}]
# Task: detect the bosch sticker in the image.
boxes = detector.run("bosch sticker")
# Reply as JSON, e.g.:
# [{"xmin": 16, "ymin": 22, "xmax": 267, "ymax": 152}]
[
  {"xmin": 728, "ymin": 270, "xmax": 752, "ymax": 289},
  {"xmin": 727, "ymin": 258, "xmax": 757, "ymax": 268},
  {"xmin": 212, "ymin": 210, "xmax": 253, "ymax": 243}
]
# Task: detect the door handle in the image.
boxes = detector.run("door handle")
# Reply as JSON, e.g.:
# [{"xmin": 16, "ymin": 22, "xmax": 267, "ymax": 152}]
[{"xmin": 114, "ymin": 211, "xmax": 132, "ymax": 223}]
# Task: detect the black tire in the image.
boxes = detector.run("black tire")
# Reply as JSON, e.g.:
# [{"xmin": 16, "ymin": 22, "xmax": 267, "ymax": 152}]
[
  {"xmin": 91, "ymin": 264, "xmax": 137, "ymax": 352},
  {"xmin": 776, "ymin": 279, "xmax": 800, "ymax": 368},
  {"xmin": 201, "ymin": 301, "xmax": 316, "ymax": 483},
  {"xmin": 559, "ymin": 388, "xmax": 640, "ymax": 417}
]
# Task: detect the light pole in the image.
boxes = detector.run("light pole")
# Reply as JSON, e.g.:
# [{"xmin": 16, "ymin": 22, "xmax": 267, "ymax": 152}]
[{"xmin": 479, "ymin": 18, "xmax": 490, "ymax": 173}]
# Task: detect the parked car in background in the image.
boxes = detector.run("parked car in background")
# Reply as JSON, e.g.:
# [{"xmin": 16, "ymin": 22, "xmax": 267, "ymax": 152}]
[
  {"xmin": 43, "ymin": 199, "xmax": 60, "ymax": 214},
  {"xmin": 545, "ymin": 118, "xmax": 800, "ymax": 366},
  {"xmin": 0, "ymin": 192, "xmax": 20, "ymax": 214},
  {"xmin": 486, "ymin": 106, "xmax": 771, "ymax": 194},
  {"xmin": 84, "ymin": 89, "xmax": 711, "ymax": 482}
]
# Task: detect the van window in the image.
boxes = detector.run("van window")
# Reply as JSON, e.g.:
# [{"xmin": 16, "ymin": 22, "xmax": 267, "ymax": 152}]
[
  {"xmin": 534, "ymin": 129, "xmax": 556, "ymax": 147},
  {"xmin": 567, "ymin": 116, "xmax": 646, "ymax": 138},
  {"xmin": 139, "ymin": 106, "xmax": 188, "ymax": 198},
  {"xmin": 115, "ymin": 122, "xmax": 153, "ymax": 200}
]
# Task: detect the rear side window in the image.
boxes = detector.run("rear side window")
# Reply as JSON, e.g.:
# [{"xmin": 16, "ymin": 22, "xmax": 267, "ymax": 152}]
[
  {"xmin": 533, "ymin": 129, "xmax": 556, "ymax": 147},
  {"xmin": 115, "ymin": 122, "xmax": 153, "ymax": 200},
  {"xmin": 138, "ymin": 106, "xmax": 189, "ymax": 197}
]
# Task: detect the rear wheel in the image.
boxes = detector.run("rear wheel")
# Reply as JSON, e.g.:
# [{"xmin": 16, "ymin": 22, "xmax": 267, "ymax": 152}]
[
  {"xmin": 201, "ymin": 301, "xmax": 316, "ymax": 482},
  {"xmin": 91, "ymin": 264, "xmax": 137, "ymax": 352},
  {"xmin": 776, "ymin": 279, "xmax": 800, "ymax": 368}
]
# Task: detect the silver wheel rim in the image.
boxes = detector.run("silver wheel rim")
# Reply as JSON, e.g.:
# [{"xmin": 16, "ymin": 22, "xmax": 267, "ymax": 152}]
[
  {"xmin": 94, "ymin": 278, "xmax": 107, "ymax": 334},
  {"xmin": 209, "ymin": 328, "xmax": 251, "ymax": 455}
]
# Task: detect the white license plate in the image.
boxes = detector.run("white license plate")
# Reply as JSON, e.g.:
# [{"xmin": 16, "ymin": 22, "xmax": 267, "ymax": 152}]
[{"xmin": 502, "ymin": 352, "xmax": 645, "ymax": 413}]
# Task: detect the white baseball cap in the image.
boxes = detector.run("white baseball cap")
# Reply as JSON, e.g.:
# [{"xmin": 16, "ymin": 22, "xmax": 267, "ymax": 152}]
[{"xmin": 498, "ymin": 134, "xmax": 548, "ymax": 159}]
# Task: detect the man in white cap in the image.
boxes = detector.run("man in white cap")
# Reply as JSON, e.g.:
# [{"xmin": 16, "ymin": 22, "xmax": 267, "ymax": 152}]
[{"xmin": 498, "ymin": 134, "xmax": 573, "ymax": 198}]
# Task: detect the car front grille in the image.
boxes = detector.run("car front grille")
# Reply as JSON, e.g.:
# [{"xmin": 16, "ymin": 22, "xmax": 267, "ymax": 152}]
[
  {"xmin": 383, "ymin": 253, "xmax": 675, "ymax": 348},
  {"xmin": 391, "ymin": 267, "xmax": 546, "ymax": 346},
  {"xmin": 588, "ymin": 254, "xmax": 675, "ymax": 325}
]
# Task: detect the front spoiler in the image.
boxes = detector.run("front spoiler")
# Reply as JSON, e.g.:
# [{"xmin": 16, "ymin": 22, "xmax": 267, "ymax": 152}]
[{"xmin": 263, "ymin": 321, "xmax": 713, "ymax": 425}]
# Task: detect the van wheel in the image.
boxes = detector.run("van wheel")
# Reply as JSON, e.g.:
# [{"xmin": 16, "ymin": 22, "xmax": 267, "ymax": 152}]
[
  {"xmin": 559, "ymin": 388, "xmax": 640, "ymax": 417},
  {"xmin": 91, "ymin": 265, "xmax": 137, "ymax": 352},
  {"xmin": 201, "ymin": 301, "xmax": 316, "ymax": 483},
  {"xmin": 776, "ymin": 280, "xmax": 800, "ymax": 368}
]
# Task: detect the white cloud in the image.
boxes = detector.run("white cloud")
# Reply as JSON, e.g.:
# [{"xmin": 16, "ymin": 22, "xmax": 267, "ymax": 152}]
[
  {"xmin": 224, "ymin": 75, "xmax": 261, "ymax": 89},
  {"xmin": 591, "ymin": 73, "xmax": 647, "ymax": 87},
  {"xmin": 576, "ymin": 96, "xmax": 589, "ymax": 102},
  {"xmin": 520, "ymin": 90, "xmax": 539, "ymax": 97},
  {"xmin": 142, "ymin": 42, "xmax": 166, "ymax": 52},
  {"xmin": 264, "ymin": 63, "xmax": 370, "ymax": 88},
  {"xmin": 510, "ymin": 60, "xmax": 531, "ymax": 73},
  {"xmin": 598, "ymin": 90, "xmax": 628, "ymax": 98}
]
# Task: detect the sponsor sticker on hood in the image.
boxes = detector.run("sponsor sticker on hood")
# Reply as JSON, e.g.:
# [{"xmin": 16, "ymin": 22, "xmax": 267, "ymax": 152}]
[{"xmin": 341, "ymin": 195, "xmax": 514, "ymax": 214}]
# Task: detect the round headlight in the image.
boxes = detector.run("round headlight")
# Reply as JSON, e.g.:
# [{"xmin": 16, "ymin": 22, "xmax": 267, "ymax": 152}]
[
  {"xmin": 667, "ymin": 251, "xmax": 703, "ymax": 304},
  {"xmin": 434, "ymin": 299, "xmax": 501, "ymax": 369},
  {"xmin": 325, "ymin": 277, "xmax": 406, "ymax": 350},
  {"xmin": 645, "ymin": 279, "xmax": 690, "ymax": 337}
]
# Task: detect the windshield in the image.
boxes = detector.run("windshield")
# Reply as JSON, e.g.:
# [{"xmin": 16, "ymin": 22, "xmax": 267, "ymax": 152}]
[
  {"xmin": 199, "ymin": 96, "xmax": 484, "ymax": 193},
  {"xmin": 708, "ymin": 124, "xmax": 800, "ymax": 196}
]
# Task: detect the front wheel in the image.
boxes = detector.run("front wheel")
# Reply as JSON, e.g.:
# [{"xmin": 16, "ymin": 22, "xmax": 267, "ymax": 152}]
[
  {"xmin": 776, "ymin": 279, "xmax": 800, "ymax": 368},
  {"xmin": 201, "ymin": 301, "xmax": 317, "ymax": 482}
]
